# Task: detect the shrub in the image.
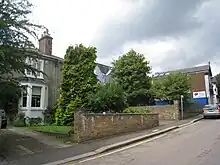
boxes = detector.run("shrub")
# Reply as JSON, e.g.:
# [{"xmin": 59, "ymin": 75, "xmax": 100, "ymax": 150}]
[
  {"xmin": 28, "ymin": 117, "xmax": 42, "ymax": 126},
  {"xmin": 123, "ymin": 106, "xmax": 149, "ymax": 114},
  {"xmin": 88, "ymin": 82, "xmax": 127, "ymax": 113},
  {"xmin": 13, "ymin": 112, "xmax": 25, "ymax": 127}
]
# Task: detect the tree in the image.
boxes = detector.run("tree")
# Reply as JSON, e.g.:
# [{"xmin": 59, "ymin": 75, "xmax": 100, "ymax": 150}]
[
  {"xmin": 111, "ymin": 49, "xmax": 152, "ymax": 105},
  {"xmin": 149, "ymin": 78, "xmax": 168, "ymax": 100},
  {"xmin": 0, "ymin": 0, "xmax": 43, "ymax": 113},
  {"xmin": 55, "ymin": 44, "xmax": 98, "ymax": 125},
  {"xmin": 151, "ymin": 72, "xmax": 191, "ymax": 100},
  {"xmin": 87, "ymin": 81, "xmax": 127, "ymax": 113}
]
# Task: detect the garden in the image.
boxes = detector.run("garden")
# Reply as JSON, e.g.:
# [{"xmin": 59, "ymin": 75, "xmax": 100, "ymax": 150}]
[{"xmin": 8, "ymin": 44, "xmax": 191, "ymax": 142}]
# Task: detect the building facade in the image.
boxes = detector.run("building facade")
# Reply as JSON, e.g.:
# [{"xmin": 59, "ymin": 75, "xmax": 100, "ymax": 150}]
[
  {"xmin": 18, "ymin": 31, "xmax": 111, "ymax": 120},
  {"xmin": 19, "ymin": 31, "xmax": 63, "ymax": 119}
]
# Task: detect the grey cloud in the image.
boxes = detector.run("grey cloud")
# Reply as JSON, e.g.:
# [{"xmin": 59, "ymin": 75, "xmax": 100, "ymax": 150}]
[
  {"xmin": 162, "ymin": 0, "xmax": 220, "ymax": 73},
  {"xmin": 93, "ymin": 0, "xmax": 220, "ymax": 75},
  {"xmin": 93, "ymin": 0, "xmax": 208, "ymax": 58}
]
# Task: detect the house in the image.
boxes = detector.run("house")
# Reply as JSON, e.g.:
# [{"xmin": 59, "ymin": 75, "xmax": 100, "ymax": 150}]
[
  {"xmin": 19, "ymin": 31, "xmax": 63, "ymax": 120},
  {"xmin": 152, "ymin": 64, "xmax": 214, "ymax": 106},
  {"xmin": 18, "ymin": 31, "xmax": 111, "ymax": 120},
  {"xmin": 95, "ymin": 63, "xmax": 112, "ymax": 84},
  {"xmin": 211, "ymin": 77, "xmax": 219, "ymax": 104}
]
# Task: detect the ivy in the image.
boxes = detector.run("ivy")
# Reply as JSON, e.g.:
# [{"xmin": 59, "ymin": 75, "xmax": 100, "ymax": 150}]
[{"xmin": 55, "ymin": 44, "xmax": 98, "ymax": 125}]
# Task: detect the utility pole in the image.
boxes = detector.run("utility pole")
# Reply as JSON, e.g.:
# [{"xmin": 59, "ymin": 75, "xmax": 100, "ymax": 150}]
[{"xmin": 181, "ymin": 95, "xmax": 184, "ymax": 120}]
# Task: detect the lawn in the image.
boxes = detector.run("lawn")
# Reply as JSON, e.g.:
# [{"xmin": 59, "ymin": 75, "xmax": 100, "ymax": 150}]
[{"xmin": 27, "ymin": 125, "xmax": 72, "ymax": 134}]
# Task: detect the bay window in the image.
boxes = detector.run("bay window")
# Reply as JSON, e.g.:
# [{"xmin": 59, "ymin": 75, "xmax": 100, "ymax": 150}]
[{"xmin": 25, "ymin": 58, "xmax": 44, "ymax": 78}]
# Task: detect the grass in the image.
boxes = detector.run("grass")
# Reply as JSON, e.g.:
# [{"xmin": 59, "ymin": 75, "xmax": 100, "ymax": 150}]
[{"xmin": 27, "ymin": 125, "xmax": 72, "ymax": 134}]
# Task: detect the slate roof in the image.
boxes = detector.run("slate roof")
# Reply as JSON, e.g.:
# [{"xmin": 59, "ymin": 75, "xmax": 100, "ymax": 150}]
[
  {"xmin": 96, "ymin": 63, "xmax": 112, "ymax": 74},
  {"xmin": 171, "ymin": 65, "xmax": 210, "ymax": 74},
  {"xmin": 153, "ymin": 64, "xmax": 211, "ymax": 78}
]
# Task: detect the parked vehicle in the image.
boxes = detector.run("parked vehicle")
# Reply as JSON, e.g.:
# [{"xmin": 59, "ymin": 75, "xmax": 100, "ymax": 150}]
[
  {"xmin": 203, "ymin": 104, "xmax": 220, "ymax": 119},
  {"xmin": 0, "ymin": 109, "xmax": 7, "ymax": 129}
]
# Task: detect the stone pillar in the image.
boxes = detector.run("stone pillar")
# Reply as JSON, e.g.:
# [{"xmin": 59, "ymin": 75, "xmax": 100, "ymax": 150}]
[
  {"xmin": 74, "ymin": 109, "xmax": 86, "ymax": 143},
  {"xmin": 173, "ymin": 100, "xmax": 180, "ymax": 120}
]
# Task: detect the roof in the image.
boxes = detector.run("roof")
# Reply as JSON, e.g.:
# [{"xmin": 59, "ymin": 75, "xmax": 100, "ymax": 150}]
[
  {"xmin": 96, "ymin": 63, "xmax": 112, "ymax": 74},
  {"xmin": 153, "ymin": 64, "xmax": 212, "ymax": 78},
  {"xmin": 171, "ymin": 65, "xmax": 210, "ymax": 74}
]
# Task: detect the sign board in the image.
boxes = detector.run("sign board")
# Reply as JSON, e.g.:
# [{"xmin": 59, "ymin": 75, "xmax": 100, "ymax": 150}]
[{"xmin": 193, "ymin": 91, "xmax": 206, "ymax": 98}]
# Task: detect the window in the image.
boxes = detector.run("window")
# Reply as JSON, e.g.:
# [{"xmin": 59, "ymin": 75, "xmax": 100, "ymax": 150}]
[
  {"xmin": 31, "ymin": 86, "xmax": 41, "ymax": 107},
  {"xmin": 22, "ymin": 92, "xmax": 27, "ymax": 107},
  {"xmin": 25, "ymin": 58, "xmax": 43, "ymax": 78},
  {"xmin": 48, "ymin": 40, "xmax": 52, "ymax": 45},
  {"xmin": 21, "ymin": 86, "xmax": 27, "ymax": 107}
]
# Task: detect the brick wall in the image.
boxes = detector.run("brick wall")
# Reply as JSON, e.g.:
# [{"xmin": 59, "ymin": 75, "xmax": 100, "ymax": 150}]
[
  {"xmin": 74, "ymin": 109, "xmax": 159, "ymax": 142},
  {"xmin": 145, "ymin": 101, "xmax": 180, "ymax": 120},
  {"xmin": 146, "ymin": 100, "xmax": 202, "ymax": 120}
]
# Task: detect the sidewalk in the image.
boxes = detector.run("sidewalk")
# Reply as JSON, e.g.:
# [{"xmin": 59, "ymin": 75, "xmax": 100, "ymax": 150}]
[{"xmin": 10, "ymin": 115, "xmax": 203, "ymax": 165}]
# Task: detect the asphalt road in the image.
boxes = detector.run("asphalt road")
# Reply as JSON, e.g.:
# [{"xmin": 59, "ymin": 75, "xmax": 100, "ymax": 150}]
[{"xmin": 77, "ymin": 119, "xmax": 220, "ymax": 165}]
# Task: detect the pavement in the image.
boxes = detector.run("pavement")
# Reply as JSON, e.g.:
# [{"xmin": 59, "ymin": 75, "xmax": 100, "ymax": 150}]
[
  {"xmin": 0, "ymin": 115, "xmax": 203, "ymax": 165},
  {"xmin": 74, "ymin": 118, "xmax": 220, "ymax": 165}
]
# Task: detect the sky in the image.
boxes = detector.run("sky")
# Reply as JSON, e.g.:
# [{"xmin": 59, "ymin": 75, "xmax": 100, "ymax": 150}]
[{"xmin": 30, "ymin": 0, "xmax": 220, "ymax": 75}]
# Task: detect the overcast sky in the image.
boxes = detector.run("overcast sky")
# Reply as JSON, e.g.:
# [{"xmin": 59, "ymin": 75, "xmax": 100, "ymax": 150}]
[{"xmin": 30, "ymin": 0, "xmax": 220, "ymax": 75}]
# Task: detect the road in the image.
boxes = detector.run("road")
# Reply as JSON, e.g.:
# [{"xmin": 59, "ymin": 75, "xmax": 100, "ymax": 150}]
[{"xmin": 76, "ymin": 119, "xmax": 220, "ymax": 165}]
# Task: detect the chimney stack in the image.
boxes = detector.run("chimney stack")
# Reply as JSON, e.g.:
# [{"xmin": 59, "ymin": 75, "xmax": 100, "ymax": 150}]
[{"xmin": 39, "ymin": 28, "xmax": 53, "ymax": 55}]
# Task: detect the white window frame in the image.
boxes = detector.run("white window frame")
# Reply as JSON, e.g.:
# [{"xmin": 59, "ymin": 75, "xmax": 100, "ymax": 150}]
[
  {"xmin": 25, "ymin": 57, "xmax": 44, "ymax": 79},
  {"xmin": 19, "ymin": 83, "xmax": 47, "ymax": 111},
  {"xmin": 31, "ymin": 86, "xmax": 42, "ymax": 108}
]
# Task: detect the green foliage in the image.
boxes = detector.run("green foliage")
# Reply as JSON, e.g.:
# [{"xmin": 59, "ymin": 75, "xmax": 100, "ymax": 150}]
[
  {"xmin": 88, "ymin": 81, "xmax": 127, "ymax": 113},
  {"xmin": 111, "ymin": 49, "xmax": 152, "ymax": 105},
  {"xmin": 55, "ymin": 44, "xmax": 98, "ymax": 125},
  {"xmin": 0, "ymin": 0, "xmax": 43, "ymax": 113},
  {"xmin": 151, "ymin": 72, "xmax": 191, "ymax": 100},
  {"xmin": 123, "ymin": 106, "xmax": 149, "ymax": 114},
  {"xmin": 27, "ymin": 117, "xmax": 42, "ymax": 126},
  {"xmin": 13, "ymin": 112, "xmax": 26, "ymax": 127},
  {"xmin": 149, "ymin": 78, "xmax": 168, "ymax": 99}
]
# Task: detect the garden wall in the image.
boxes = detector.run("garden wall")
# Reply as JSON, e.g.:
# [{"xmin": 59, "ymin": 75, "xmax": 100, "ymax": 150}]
[
  {"xmin": 146, "ymin": 101, "xmax": 180, "ymax": 120},
  {"xmin": 146, "ymin": 100, "xmax": 202, "ymax": 120},
  {"xmin": 73, "ymin": 109, "xmax": 159, "ymax": 142}
]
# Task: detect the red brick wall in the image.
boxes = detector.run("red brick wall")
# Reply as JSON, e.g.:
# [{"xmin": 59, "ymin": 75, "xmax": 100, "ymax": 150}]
[{"xmin": 189, "ymin": 72, "xmax": 206, "ymax": 92}]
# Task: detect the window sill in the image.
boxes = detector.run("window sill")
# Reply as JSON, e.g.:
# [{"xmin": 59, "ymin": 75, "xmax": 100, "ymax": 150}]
[
  {"xmin": 20, "ymin": 107, "xmax": 28, "ymax": 111},
  {"xmin": 25, "ymin": 75, "xmax": 44, "ymax": 80},
  {"xmin": 31, "ymin": 107, "xmax": 45, "ymax": 111}
]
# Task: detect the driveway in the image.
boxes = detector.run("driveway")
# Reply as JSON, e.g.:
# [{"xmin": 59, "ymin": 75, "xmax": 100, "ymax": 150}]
[
  {"xmin": 0, "ymin": 128, "xmax": 72, "ymax": 165},
  {"xmin": 0, "ymin": 129, "xmax": 52, "ymax": 163},
  {"xmin": 77, "ymin": 119, "xmax": 220, "ymax": 165}
]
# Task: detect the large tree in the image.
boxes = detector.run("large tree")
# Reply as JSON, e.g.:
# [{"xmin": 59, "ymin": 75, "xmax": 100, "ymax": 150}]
[
  {"xmin": 0, "ymin": 0, "xmax": 42, "ymax": 113},
  {"xmin": 111, "ymin": 49, "xmax": 152, "ymax": 105},
  {"xmin": 151, "ymin": 72, "xmax": 191, "ymax": 100},
  {"xmin": 55, "ymin": 44, "xmax": 98, "ymax": 125}
]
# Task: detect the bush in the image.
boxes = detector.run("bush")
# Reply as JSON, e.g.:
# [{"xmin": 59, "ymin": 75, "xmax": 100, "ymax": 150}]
[
  {"xmin": 28, "ymin": 117, "xmax": 42, "ymax": 126},
  {"xmin": 123, "ymin": 106, "xmax": 149, "ymax": 114},
  {"xmin": 88, "ymin": 82, "xmax": 127, "ymax": 113},
  {"xmin": 13, "ymin": 112, "xmax": 25, "ymax": 127}
]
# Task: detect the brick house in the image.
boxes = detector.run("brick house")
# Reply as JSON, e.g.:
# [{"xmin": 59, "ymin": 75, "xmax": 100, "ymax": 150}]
[
  {"xmin": 152, "ymin": 64, "xmax": 214, "ymax": 106},
  {"xmin": 18, "ymin": 31, "xmax": 111, "ymax": 120}
]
